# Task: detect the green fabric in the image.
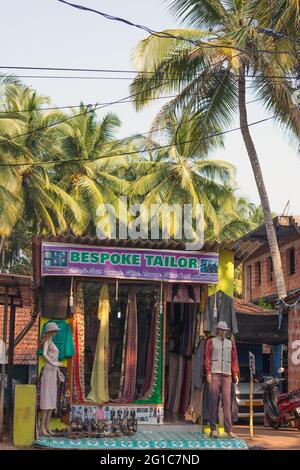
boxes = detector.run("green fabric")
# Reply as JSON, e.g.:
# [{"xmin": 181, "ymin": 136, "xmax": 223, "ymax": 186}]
[
  {"xmin": 38, "ymin": 319, "xmax": 75, "ymax": 360},
  {"xmin": 134, "ymin": 313, "xmax": 163, "ymax": 405}
]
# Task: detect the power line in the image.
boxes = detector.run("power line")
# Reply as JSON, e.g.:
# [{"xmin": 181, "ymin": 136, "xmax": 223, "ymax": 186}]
[
  {"xmin": 0, "ymin": 65, "xmax": 299, "ymax": 80},
  {"xmin": 1, "ymin": 73, "xmax": 298, "ymax": 81},
  {"xmin": 57, "ymin": 0, "xmax": 300, "ymax": 56},
  {"xmin": 0, "ymin": 51, "xmax": 246, "ymax": 140},
  {"xmin": 0, "ymin": 110, "xmax": 291, "ymax": 169},
  {"xmin": 0, "ymin": 79, "xmax": 176, "ymax": 144},
  {"xmin": 0, "ymin": 94, "xmax": 180, "ymax": 114}
]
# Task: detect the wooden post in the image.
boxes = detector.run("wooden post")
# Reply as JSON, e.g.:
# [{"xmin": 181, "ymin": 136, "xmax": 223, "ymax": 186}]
[
  {"xmin": 6, "ymin": 299, "xmax": 16, "ymax": 431},
  {"xmin": 0, "ymin": 287, "xmax": 9, "ymax": 439},
  {"xmin": 162, "ymin": 283, "xmax": 166, "ymax": 412},
  {"xmin": 249, "ymin": 351, "xmax": 255, "ymax": 440},
  {"xmin": 249, "ymin": 370, "xmax": 254, "ymax": 440}
]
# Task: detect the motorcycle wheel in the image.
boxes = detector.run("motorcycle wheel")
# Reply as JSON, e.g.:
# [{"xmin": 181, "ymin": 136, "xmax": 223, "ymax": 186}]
[{"xmin": 266, "ymin": 413, "xmax": 281, "ymax": 430}]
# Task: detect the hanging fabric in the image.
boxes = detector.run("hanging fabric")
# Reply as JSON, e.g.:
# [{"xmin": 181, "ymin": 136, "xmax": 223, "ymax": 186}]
[
  {"xmin": 38, "ymin": 319, "xmax": 75, "ymax": 361},
  {"xmin": 87, "ymin": 283, "xmax": 110, "ymax": 403},
  {"xmin": 72, "ymin": 283, "xmax": 85, "ymax": 402},
  {"xmin": 118, "ymin": 287, "xmax": 138, "ymax": 403},
  {"xmin": 139, "ymin": 299, "xmax": 160, "ymax": 399}
]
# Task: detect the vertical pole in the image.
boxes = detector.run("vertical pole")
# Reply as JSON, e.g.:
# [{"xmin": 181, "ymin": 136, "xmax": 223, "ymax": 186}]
[
  {"xmin": 0, "ymin": 287, "xmax": 9, "ymax": 439},
  {"xmin": 162, "ymin": 283, "xmax": 166, "ymax": 413},
  {"xmin": 7, "ymin": 299, "xmax": 15, "ymax": 432},
  {"xmin": 249, "ymin": 370, "xmax": 254, "ymax": 440}
]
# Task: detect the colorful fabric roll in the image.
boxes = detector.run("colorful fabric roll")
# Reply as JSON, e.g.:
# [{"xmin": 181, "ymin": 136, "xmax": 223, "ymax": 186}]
[
  {"xmin": 87, "ymin": 283, "xmax": 110, "ymax": 403},
  {"xmin": 118, "ymin": 288, "xmax": 138, "ymax": 403}
]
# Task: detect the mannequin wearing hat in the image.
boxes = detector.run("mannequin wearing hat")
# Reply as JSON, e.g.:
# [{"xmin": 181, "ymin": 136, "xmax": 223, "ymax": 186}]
[
  {"xmin": 39, "ymin": 322, "xmax": 65, "ymax": 436},
  {"xmin": 204, "ymin": 321, "xmax": 239, "ymax": 438}
]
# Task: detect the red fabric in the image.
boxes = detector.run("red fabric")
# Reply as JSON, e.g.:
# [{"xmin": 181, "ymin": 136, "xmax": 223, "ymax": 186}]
[
  {"xmin": 140, "ymin": 302, "xmax": 156, "ymax": 397},
  {"xmin": 73, "ymin": 320, "xmax": 84, "ymax": 402},
  {"xmin": 204, "ymin": 338, "xmax": 239, "ymax": 377},
  {"xmin": 119, "ymin": 288, "xmax": 137, "ymax": 403}
]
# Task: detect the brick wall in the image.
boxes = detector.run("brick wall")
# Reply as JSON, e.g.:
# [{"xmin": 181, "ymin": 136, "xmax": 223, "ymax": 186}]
[
  {"xmin": 243, "ymin": 236, "xmax": 300, "ymax": 302},
  {"xmin": 288, "ymin": 305, "xmax": 300, "ymax": 391}
]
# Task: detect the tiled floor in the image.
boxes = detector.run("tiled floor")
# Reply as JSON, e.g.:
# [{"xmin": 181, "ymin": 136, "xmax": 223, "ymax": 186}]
[{"xmin": 34, "ymin": 425, "xmax": 248, "ymax": 450}]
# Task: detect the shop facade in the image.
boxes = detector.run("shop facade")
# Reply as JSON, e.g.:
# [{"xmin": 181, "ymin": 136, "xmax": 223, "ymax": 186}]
[{"xmin": 33, "ymin": 235, "xmax": 236, "ymax": 430}]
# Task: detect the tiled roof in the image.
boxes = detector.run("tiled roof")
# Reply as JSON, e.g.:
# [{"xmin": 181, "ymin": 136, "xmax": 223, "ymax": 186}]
[
  {"xmin": 234, "ymin": 298, "xmax": 274, "ymax": 315},
  {"xmin": 0, "ymin": 305, "xmax": 38, "ymax": 365},
  {"xmin": 0, "ymin": 273, "xmax": 33, "ymax": 308}
]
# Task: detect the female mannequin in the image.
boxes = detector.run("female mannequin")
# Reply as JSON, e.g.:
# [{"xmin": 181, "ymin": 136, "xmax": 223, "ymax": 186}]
[{"xmin": 39, "ymin": 322, "xmax": 64, "ymax": 436}]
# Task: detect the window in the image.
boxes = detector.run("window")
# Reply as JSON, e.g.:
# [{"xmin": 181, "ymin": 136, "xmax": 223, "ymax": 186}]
[
  {"xmin": 268, "ymin": 257, "xmax": 273, "ymax": 282},
  {"xmin": 287, "ymin": 247, "xmax": 296, "ymax": 275},
  {"xmin": 255, "ymin": 262, "xmax": 261, "ymax": 285},
  {"xmin": 246, "ymin": 265, "xmax": 252, "ymax": 300}
]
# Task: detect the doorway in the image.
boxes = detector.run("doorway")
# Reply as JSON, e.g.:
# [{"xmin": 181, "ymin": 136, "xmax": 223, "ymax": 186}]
[{"xmin": 164, "ymin": 285, "xmax": 199, "ymax": 424}]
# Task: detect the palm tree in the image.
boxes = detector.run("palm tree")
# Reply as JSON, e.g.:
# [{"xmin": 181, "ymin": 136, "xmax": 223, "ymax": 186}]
[
  {"xmin": 57, "ymin": 105, "xmax": 134, "ymax": 236},
  {"xmin": 0, "ymin": 85, "xmax": 84, "ymax": 238},
  {"xmin": 126, "ymin": 108, "xmax": 236, "ymax": 240},
  {"xmin": 130, "ymin": 0, "xmax": 300, "ymax": 299}
]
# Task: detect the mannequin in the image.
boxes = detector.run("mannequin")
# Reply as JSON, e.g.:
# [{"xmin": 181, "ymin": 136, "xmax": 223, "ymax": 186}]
[
  {"xmin": 204, "ymin": 321, "xmax": 239, "ymax": 438},
  {"xmin": 39, "ymin": 322, "xmax": 65, "ymax": 436}
]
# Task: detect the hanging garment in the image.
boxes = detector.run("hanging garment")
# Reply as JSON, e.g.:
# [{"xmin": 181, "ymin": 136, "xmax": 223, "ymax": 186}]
[
  {"xmin": 140, "ymin": 300, "xmax": 160, "ymax": 399},
  {"xmin": 173, "ymin": 355, "xmax": 184, "ymax": 413},
  {"xmin": 204, "ymin": 290, "xmax": 238, "ymax": 337},
  {"xmin": 185, "ymin": 337, "xmax": 205, "ymax": 423},
  {"xmin": 166, "ymin": 353, "xmax": 179, "ymax": 411},
  {"xmin": 185, "ymin": 387, "xmax": 203, "ymax": 423},
  {"xmin": 38, "ymin": 320, "xmax": 75, "ymax": 361},
  {"xmin": 192, "ymin": 338, "xmax": 205, "ymax": 390},
  {"xmin": 87, "ymin": 284, "xmax": 110, "ymax": 403},
  {"xmin": 119, "ymin": 288, "xmax": 138, "ymax": 403},
  {"xmin": 137, "ymin": 306, "xmax": 151, "ymax": 387},
  {"xmin": 180, "ymin": 358, "xmax": 193, "ymax": 414},
  {"xmin": 72, "ymin": 283, "xmax": 85, "ymax": 402},
  {"xmin": 72, "ymin": 318, "xmax": 84, "ymax": 402}
]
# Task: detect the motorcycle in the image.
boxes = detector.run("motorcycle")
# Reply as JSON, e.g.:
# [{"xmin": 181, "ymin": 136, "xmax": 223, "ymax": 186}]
[{"xmin": 263, "ymin": 369, "xmax": 300, "ymax": 430}]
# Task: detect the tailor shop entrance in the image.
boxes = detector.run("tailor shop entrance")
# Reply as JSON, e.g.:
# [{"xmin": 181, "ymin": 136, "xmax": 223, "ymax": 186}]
[{"xmin": 38, "ymin": 240, "xmax": 219, "ymax": 426}]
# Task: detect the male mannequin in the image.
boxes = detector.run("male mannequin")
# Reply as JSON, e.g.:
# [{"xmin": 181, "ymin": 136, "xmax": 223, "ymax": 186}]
[{"xmin": 204, "ymin": 321, "xmax": 239, "ymax": 438}]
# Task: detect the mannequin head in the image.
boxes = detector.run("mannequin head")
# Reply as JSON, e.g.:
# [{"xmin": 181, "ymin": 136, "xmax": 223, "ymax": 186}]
[
  {"xmin": 39, "ymin": 330, "xmax": 56, "ymax": 346},
  {"xmin": 216, "ymin": 321, "xmax": 229, "ymax": 339},
  {"xmin": 217, "ymin": 328, "xmax": 226, "ymax": 339}
]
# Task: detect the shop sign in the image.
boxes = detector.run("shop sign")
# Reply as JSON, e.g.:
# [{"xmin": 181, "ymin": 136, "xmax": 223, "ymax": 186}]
[{"xmin": 41, "ymin": 242, "xmax": 218, "ymax": 283}]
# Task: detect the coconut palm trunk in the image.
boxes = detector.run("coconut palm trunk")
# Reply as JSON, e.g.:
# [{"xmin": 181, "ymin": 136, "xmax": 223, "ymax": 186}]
[{"xmin": 238, "ymin": 67, "xmax": 286, "ymax": 299}]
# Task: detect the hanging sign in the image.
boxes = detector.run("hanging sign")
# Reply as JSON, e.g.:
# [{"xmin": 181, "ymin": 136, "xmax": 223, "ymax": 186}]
[{"xmin": 41, "ymin": 242, "xmax": 218, "ymax": 283}]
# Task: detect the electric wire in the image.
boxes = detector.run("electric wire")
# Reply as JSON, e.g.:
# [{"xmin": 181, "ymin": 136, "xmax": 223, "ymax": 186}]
[
  {"xmin": 57, "ymin": 0, "xmax": 300, "ymax": 56},
  {"xmin": 0, "ymin": 108, "xmax": 295, "ymax": 169}
]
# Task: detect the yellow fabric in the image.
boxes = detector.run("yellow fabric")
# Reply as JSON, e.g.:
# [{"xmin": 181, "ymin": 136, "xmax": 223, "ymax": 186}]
[
  {"xmin": 13, "ymin": 385, "xmax": 36, "ymax": 447},
  {"xmin": 87, "ymin": 283, "xmax": 110, "ymax": 403}
]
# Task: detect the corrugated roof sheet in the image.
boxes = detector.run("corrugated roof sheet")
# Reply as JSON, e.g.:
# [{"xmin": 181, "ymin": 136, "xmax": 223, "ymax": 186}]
[{"xmin": 39, "ymin": 234, "xmax": 241, "ymax": 252}]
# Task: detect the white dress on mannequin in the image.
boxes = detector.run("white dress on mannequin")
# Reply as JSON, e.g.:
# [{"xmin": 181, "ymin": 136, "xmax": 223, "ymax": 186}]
[{"xmin": 40, "ymin": 339, "xmax": 60, "ymax": 410}]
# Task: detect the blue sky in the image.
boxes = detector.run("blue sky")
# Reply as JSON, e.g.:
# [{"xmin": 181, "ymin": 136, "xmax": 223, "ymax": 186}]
[{"xmin": 1, "ymin": 0, "xmax": 300, "ymax": 214}]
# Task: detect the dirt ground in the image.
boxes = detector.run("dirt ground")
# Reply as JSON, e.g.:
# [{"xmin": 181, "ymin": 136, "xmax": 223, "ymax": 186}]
[
  {"xmin": 0, "ymin": 425, "xmax": 299, "ymax": 451},
  {"xmin": 234, "ymin": 424, "xmax": 300, "ymax": 450}
]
